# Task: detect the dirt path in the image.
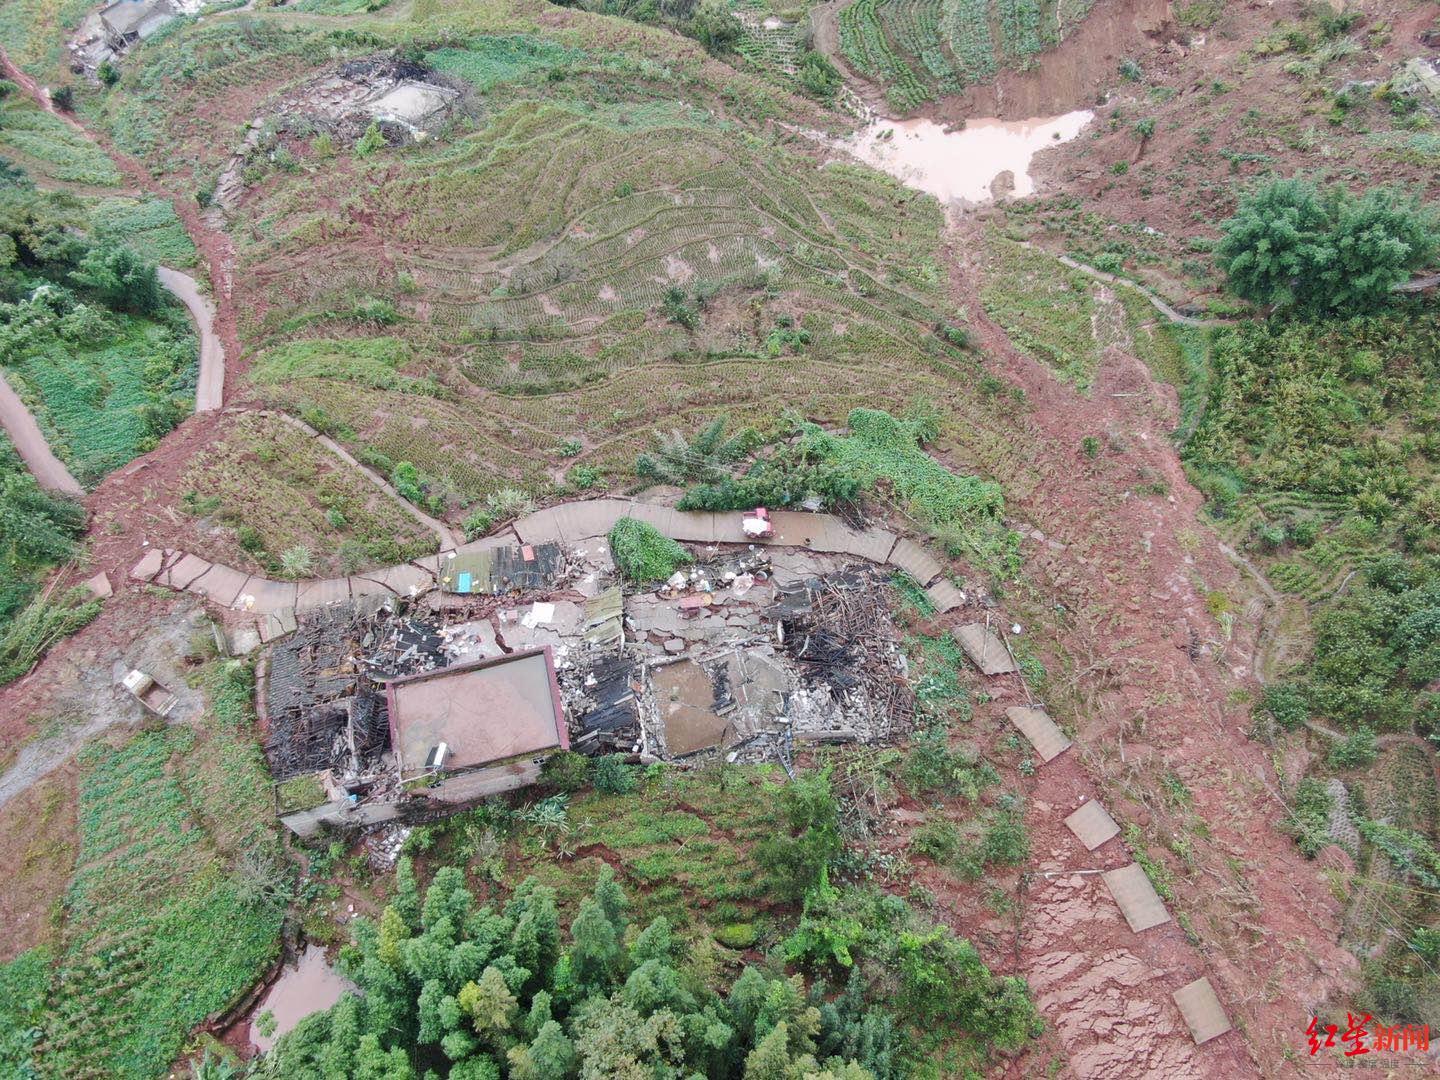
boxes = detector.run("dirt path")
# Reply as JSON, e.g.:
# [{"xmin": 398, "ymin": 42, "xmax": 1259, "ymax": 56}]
[
  {"xmin": 158, "ymin": 267, "xmax": 225, "ymax": 412},
  {"xmin": 948, "ymin": 218, "xmax": 1355, "ymax": 1078},
  {"xmin": 0, "ymin": 369, "xmax": 83, "ymax": 495},
  {"xmin": 1050, "ymin": 249, "xmax": 1231, "ymax": 328}
]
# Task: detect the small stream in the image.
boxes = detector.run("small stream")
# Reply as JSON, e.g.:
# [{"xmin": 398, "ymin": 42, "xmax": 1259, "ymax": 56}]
[{"xmin": 842, "ymin": 110, "xmax": 1093, "ymax": 204}]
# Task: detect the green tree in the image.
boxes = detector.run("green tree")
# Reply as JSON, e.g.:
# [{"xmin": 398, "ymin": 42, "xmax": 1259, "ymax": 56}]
[
  {"xmin": 1217, "ymin": 178, "xmax": 1437, "ymax": 314},
  {"xmin": 568, "ymin": 898, "xmax": 622, "ymax": 991},
  {"xmin": 757, "ymin": 769, "xmax": 843, "ymax": 900},
  {"xmin": 1320, "ymin": 187, "xmax": 1438, "ymax": 313},
  {"xmin": 71, "ymin": 242, "xmax": 163, "ymax": 315},
  {"xmin": 1215, "ymin": 178, "xmax": 1332, "ymax": 310},
  {"xmin": 507, "ymin": 1019, "xmax": 577, "ymax": 1079}
]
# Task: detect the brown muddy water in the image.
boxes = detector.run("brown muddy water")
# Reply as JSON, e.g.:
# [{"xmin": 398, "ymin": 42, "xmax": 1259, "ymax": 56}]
[
  {"xmin": 248, "ymin": 944, "xmax": 351, "ymax": 1053},
  {"xmin": 842, "ymin": 110, "xmax": 1093, "ymax": 204}
]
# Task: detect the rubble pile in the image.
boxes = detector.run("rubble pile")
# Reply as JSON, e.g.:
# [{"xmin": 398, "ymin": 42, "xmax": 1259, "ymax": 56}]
[
  {"xmin": 775, "ymin": 568, "xmax": 915, "ymax": 741},
  {"xmin": 211, "ymin": 55, "xmax": 469, "ymax": 210},
  {"xmin": 562, "ymin": 653, "xmax": 642, "ymax": 756},
  {"xmin": 259, "ymin": 523, "xmax": 928, "ymax": 835}
]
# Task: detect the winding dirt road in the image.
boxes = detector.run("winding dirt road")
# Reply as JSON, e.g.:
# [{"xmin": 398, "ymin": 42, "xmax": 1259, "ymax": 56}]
[
  {"xmin": 0, "ymin": 370, "xmax": 82, "ymax": 495},
  {"xmin": 157, "ymin": 266, "xmax": 225, "ymax": 412}
]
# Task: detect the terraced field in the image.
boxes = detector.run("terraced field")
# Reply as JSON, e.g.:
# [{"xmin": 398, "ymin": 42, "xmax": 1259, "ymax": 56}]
[
  {"xmin": 231, "ymin": 90, "xmax": 987, "ymax": 507},
  {"xmin": 839, "ymin": 0, "xmax": 1094, "ymax": 111}
]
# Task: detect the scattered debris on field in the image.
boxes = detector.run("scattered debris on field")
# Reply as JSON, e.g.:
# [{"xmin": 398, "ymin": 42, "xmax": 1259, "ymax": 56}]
[{"xmin": 258, "ymin": 532, "xmax": 919, "ymax": 836}]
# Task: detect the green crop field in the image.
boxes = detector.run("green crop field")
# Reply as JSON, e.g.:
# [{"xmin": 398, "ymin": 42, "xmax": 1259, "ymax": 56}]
[
  {"xmin": 6, "ymin": 306, "xmax": 196, "ymax": 488},
  {"xmin": 27, "ymin": 664, "xmax": 285, "ymax": 1079},
  {"xmin": 0, "ymin": 93, "xmax": 122, "ymax": 188},
  {"xmin": 840, "ymin": 0, "xmax": 1094, "ymax": 110},
  {"xmin": 89, "ymin": 197, "xmax": 198, "ymax": 268},
  {"xmin": 69, "ymin": 4, "xmax": 1019, "ymax": 517}
]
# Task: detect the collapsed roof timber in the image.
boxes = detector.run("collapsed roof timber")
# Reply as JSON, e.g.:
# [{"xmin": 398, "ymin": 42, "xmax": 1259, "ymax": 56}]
[{"xmin": 263, "ymin": 534, "xmax": 916, "ymax": 837}]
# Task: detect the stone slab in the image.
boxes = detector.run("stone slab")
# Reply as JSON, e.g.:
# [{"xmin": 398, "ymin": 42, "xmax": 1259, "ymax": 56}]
[
  {"xmin": 361, "ymin": 563, "xmax": 433, "ymax": 595},
  {"xmin": 926, "ymin": 579, "xmax": 965, "ymax": 613},
  {"xmin": 164, "ymin": 552, "xmax": 213, "ymax": 590},
  {"xmin": 347, "ymin": 577, "xmax": 393, "ymax": 601},
  {"xmin": 839, "ymin": 527, "xmax": 896, "ymax": 563},
  {"xmin": 430, "ymin": 760, "xmax": 545, "ymax": 804},
  {"xmin": 710, "ymin": 513, "xmax": 751, "ymax": 545},
  {"xmin": 296, "ymin": 577, "xmax": 352, "ymax": 611},
  {"xmin": 236, "ymin": 576, "xmax": 298, "ymax": 615},
  {"xmin": 129, "ymin": 547, "xmax": 164, "ymax": 581},
  {"xmin": 1006, "ymin": 706, "xmax": 1072, "ymax": 763},
  {"xmin": 1172, "ymin": 977, "xmax": 1232, "ymax": 1045},
  {"xmin": 84, "ymin": 571, "xmax": 113, "ymax": 599},
  {"xmin": 1103, "ymin": 863, "xmax": 1171, "ymax": 933},
  {"xmin": 953, "ymin": 623, "xmax": 1017, "ymax": 675},
  {"xmin": 764, "ymin": 512, "xmax": 885, "ymax": 556},
  {"xmin": 187, "ymin": 563, "xmax": 250, "ymax": 607},
  {"xmin": 259, "ymin": 607, "xmax": 298, "ymax": 643},
  {"xmin": 512, "ymin": 506, "xmax": 564, "ymax": 546},
  {"xmin": 887, "ymin": 538, "xmax": 943, "ymax": 585},
  {"xmin": 551, "ymin": 499, "xmax": 629, "ymax": 542},
  {"xmin": 1064, "ymin": 799, "xmax": 1120, "ymax": 850}
]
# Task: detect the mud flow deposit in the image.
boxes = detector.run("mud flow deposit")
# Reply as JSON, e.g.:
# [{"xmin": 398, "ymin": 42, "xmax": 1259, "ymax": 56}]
[{"xmin": 845, "ymin": 110, "xmax": 1092, "ymax": 203}]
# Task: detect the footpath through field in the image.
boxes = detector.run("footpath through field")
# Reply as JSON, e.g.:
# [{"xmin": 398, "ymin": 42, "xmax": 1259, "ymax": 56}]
[{"xmin": 129, "ymin": 497, "xmax": 965, "ymax": 634}]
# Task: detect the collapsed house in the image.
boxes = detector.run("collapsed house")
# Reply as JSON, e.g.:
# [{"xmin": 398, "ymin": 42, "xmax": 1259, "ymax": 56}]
[
  {"xmin": 211, "ymin": 56, "xmax": 466, "ymax": 210},
  {"xmin": 264, "ymin": 535, "xmax": 916, "ymax": 836},
  {"xmin": 385, "ymin": 650, "xmax": 568, "ymax": 780},
  {"xmin": 70, "ymin": 0, "xmax": 192, "ymax": 74}
]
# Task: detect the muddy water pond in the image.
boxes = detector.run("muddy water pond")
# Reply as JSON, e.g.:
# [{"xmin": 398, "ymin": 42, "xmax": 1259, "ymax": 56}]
[
  {"xmin": 843, "ymin": 110, "xmax": 1093, "ymax": 204},
  {"xmin": 249, "ymin": 945, "xmax": 351, "ymax": 1053}
]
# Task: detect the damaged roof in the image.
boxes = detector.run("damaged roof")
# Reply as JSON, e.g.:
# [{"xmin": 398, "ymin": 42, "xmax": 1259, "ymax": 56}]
[
  {"xmin": 385, "ymin": 647, "xmax": 568, "ymax": 776},
  {"xmin": 444, "ymin": 542, "xmax": 565, "ymax": 595}
]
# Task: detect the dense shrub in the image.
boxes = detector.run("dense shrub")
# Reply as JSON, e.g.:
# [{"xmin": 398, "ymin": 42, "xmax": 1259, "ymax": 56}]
[
  {"xmin": 1216, "ymin": 178, "xmax": 1437, "ymax": 314},
  {"xmin": 591, "ymin": 753, "xmax": 637, "ymax": 794},
  {"xmin": 1284, "ymin": 777, "xmax": 1334, "ymax": 858},
  {"xmin": 756, "ymin": 769, "xmax": 844, "ymax": 901},
  {"xmin": 259, "ymin": 865, "xmax": 895, "ymax": 1077},
  {"xmin": 783, "ymin": 885, "xmax": 1041, "ymax": 1055},
  {"xmin": 1305, "ymin": 558, "xmax": 1440, "ymax": 728},
  {"xmin": 1327, "ymin": 726, "xmax": 1378, "ymax": 769},
  {"xmin": 608, "ymin": 517, "xmax": 692, "ymax": 582}
]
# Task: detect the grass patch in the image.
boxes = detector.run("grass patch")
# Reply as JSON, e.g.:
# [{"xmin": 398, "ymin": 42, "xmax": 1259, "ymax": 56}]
[
  {"xmin": 41, "ymin": 725, "xmax": 283, "ymax": 1076},
  {"xmin": 425, "ymin": 35, "xmax": 583, "ymax": 91},
  {"xmin": 181, "ymin": 411, "xmax": 437, "ymax": 576},
  {"xmin": 980, "ymin": 234, "xmax": 1100, "ymax": 389},
  {"xmin": 608, "ymin": 516, "xmax": 692, "ymax": 582},
  {"xmin": 0, "ymin": 93, "xmax": 121, "ymax": 186},
  {"xmin": 89, "ymin": 197, "xmax": 197, "ymax": 268},
  {"xmin": 520, "ymin": 767, "xmax": 784, "ymax": 930}
]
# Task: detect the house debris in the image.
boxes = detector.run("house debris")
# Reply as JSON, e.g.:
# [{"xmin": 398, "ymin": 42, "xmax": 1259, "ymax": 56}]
[
  {"xmin": 70, "ymin": 0, "xmax": 193, "ymax": 73},
  {"xmin": 384, "ymin": 649, "xmax": 568, "ymax": 780},
  {"xmin": 211, "ymin": 55, "xmax": 469, "ymax": 210},
  {"xmin": 286, "ymin": 56, "xmax": 464, "ymax": 142},
  {"xmin": 442, "ymin": 542, "xmax": 566, "ymax": 595},
  {"xmin": 262, "ymin": 532, "xmax": 923, "ymax": 833}
]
